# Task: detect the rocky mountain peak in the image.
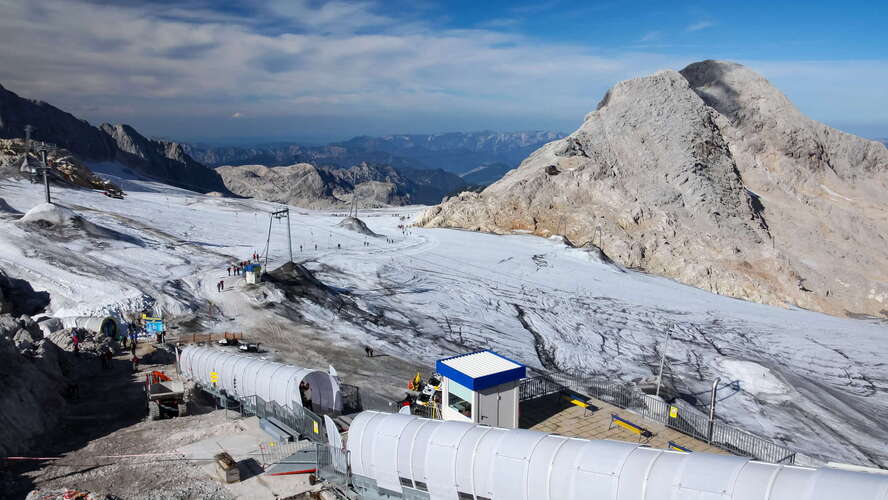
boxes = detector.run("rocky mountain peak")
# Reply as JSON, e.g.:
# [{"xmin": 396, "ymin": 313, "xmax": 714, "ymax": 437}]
[{"xmin": 420, "ymin": 60, "xmax": 888, "ymax": 318}]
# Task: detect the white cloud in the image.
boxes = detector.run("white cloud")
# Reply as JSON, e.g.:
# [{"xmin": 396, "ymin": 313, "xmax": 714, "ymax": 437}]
[
  {"xmin": 231, "ymin": 112, "xmax": 244, "ymax": 119},
  {"xmin": 638, "ymin": 31, "xmax": 661, "ymax": 42},
  {"xmin": 0, "ymin": 0, "xmax": 883, "ymax": 139},
  {"xmin": 686, "ymin": 20, "xmax": 715, "ymax": 32}
]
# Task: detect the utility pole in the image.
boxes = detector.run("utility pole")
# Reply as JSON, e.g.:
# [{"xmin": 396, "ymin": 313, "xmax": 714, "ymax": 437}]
[
  {"xmin": 40, "ymin": 149, "xmax": 51, "ymax": 203},
  {"xmin": 654, "ymin": 327, "xmax": 672, "ymax": 398},
  {"xmin": 271, "ymin": 208, "xmax": 292, "ymax": 263},
  {"xmin": 707, "ymin": 377, "xmax": 721, "ymax": 443},
  {"xmin": 350, "ymin": 169, "xmax": 358, "ymax": 218}
]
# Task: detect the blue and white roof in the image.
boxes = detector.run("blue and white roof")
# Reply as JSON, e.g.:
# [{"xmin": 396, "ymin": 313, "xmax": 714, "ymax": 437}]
[{"xmin": 436, "ymin": 350, "xmax": 526, "ymax": 391}]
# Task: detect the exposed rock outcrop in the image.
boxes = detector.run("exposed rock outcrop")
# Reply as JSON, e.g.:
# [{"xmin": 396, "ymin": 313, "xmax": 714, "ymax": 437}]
[
  {"xmin": 0, "ymin": 267, "xmax": 49, "ymax": 316},
  {"xmin": 0, "ymin": 272, "xmax": 67, "ymax": 458},
  {"xmin": 0, "ymin": 83, "xmax": 116, "ymax": 161},
  {"xmin": 420, "ymin": 60, "xmax": 888, "ymax": 317},
  {"xmin": 0, "ymin": 83, "xmax": 227, "ymax": 193},
  {"xmin": 99, "ymin": 123, "xmax": 228, "ymax": 193}
]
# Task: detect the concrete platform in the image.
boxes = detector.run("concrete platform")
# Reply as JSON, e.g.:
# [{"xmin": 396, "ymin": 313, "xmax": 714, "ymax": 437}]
[
  {"xmin": 520, "ymin": 393, "xmax": 728, "ymax": 455},
  {"xmin": 178, "ymin": 416, "xmax": 320, "ymax": 499}
]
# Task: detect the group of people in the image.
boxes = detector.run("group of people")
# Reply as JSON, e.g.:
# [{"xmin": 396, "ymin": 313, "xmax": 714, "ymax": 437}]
[
  {"xmin": 219, "ymin": 253, "xmax": 263, "ymax": 292},
  {"xmin": 70, "ymin": 327, "xmax": 140, "ymax": 372}
]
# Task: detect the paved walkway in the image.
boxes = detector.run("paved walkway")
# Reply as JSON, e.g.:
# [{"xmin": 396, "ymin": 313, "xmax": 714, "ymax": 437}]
[{"xmin": 520, "ymin": 393, "xmax": 728, "ymax": 455}]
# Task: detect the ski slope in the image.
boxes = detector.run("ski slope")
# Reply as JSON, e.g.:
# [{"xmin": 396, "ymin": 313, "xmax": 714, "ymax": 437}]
[{"xmin": 0, "ymin": 176, "xmax": 886, "ymax": 468}]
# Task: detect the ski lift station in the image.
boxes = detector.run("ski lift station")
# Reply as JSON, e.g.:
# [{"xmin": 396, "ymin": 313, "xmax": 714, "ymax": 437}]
[
  {"xmin": 348, "ymin": 411, "xmax": 888, "ymax": 500},
  {"xmin": 179, "ymin": 346, "xmax": 342, "ymax": 414},
  {"xmin": 436, "ymin": 350, "xmax": 525, "ymax": 428}
]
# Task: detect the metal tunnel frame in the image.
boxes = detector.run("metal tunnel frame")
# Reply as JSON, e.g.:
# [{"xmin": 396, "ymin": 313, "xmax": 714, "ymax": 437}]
[
  {"xmin": 347, "ymin": 411, "xmax": 888, "ymax": 500},
  {"xmin": 179, "ymin": 346, "xmax": 342, "ymax": 414}
]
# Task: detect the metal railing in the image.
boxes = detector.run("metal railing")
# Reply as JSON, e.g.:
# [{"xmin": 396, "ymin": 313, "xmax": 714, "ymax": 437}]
[
  {"xmin": 410, "ymin": 402, "xmax": 441, "ymax": 419},
  {"xmin": 240, "ymin": 394, "xmax": 328, "ymax": 444},
  {"xmin": 519, "ymin": 374, "xmax": 797, "ymax": 464},
  {"xmin": 316, "ymin": 443, "xmax": 351, "ymax": 494},
  {"xmin": 257, "ymin": 439, "xmax": 316, "ymax": 468}
]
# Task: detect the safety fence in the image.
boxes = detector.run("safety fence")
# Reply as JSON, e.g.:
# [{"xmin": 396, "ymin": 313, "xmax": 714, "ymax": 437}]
[
  {"xmin": 519, "ymin": 373, "xmax": 798, "ymax": 465},
  {"xmin": 166, "ymin": 331, "xmax": 243, "ymax": 345},
  {"xmin": 257, "ymin": 439, "xmax": 316, "ymax": 468},
  {"xmin": 316, "ymin": 443, "xmax": 351, "ymax": 495},
  {"xmin": 240, "ymin": 394, "xmax": 328, "ymax": 444}
]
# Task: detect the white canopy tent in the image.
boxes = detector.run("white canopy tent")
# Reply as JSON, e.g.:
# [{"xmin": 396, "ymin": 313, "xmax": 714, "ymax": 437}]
[
  {"xmin": 179, "ymin": 346, "xmax": 342, "ymax": 414},
  {"xmin": 348, "ymin": 411, "xmax": 888, "ymax": 500}
]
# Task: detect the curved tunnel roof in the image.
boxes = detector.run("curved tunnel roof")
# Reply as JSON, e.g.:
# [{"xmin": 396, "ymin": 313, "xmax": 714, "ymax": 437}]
[
  {"xmin": 348, "ymin": 411, "xmax": 888, "ymax": 500},
  {"xmin": 179, "ymin": 346, "xmax": 341, "ymax": 413},
  {"xmin": 60, "ymin": 316, "xmax": 126, "ymax": 336}
]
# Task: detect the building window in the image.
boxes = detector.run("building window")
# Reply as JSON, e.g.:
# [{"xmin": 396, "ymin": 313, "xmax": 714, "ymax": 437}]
[{"xmin": 448, "ymin": 380, "xmax": 473, "ymax": 418}]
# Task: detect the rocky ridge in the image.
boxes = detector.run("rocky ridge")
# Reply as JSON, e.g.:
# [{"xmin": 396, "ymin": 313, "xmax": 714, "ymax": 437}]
[
  {"xmin": 217, "ymin": 161, "xmax": 463, "ymax": 208},
  {"xmin": 0, "ymin": 83, "xmax": 227, "ymax": 193},
  {"xmin": 419, "ymin": 60, "xmax": 888, "ymax": 317}
]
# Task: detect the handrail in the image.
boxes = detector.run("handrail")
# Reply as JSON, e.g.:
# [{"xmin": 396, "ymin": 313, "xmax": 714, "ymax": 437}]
[{"xmin": 519, "ymin": 374, "xmax": 799, "ymax": 465}]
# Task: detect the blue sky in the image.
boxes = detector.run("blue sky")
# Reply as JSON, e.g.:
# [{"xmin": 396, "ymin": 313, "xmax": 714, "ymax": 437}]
[{"xmin": 0, "ymin": 0, "xmax": 886, "ymax": 143}]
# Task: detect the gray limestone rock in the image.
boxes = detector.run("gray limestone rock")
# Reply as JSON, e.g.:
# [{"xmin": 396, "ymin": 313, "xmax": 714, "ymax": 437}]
[{"xmin": 419, "ymin": 60, "xmax": 888, "ymax": 318}]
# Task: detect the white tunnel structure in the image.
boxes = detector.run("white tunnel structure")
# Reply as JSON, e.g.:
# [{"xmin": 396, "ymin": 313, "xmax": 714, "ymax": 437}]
[
  {"xmin": 179, "ymin": 346, "xmax": 342, "ymax": 414},
  {"xmin": 348, "ymin": 411, "xmax": 888, "ymax": 500},
  {"xmin": 60, "ymin": 316, "xmax": 126, "ymax": 338}
]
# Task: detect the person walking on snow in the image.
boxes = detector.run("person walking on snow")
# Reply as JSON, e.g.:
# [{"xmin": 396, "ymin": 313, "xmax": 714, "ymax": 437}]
[{"xmin": 227, "ymin": 266, "xmax": 231, "ymax": 276}]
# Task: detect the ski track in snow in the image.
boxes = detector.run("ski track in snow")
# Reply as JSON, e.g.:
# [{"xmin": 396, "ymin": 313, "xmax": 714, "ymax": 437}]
[{"xmin": 0, "ymin": 177, "xmax": 886, "ymax": 468}]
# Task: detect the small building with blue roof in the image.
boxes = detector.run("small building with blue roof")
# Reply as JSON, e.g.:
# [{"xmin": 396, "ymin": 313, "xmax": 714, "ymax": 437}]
[{"xmin": 436, "ymin": 350, "xmax": 526, "ymax": 428}]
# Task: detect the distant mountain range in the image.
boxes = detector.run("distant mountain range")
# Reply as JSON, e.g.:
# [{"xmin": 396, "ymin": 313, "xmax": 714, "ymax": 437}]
[
  {"xmin": 0, "ymin": 82, "xmax": 560, "ymax": 202},
  {"xmin": 216, "ymin": 161, "xmax": 467, "ymax": 208},
  {"xmin": 0, "ymin": 84, "xmax": 227, "ymax": 193},
  {"xmin": 185, "ymin": 130, "xmax": 563, "ymax": 177}
]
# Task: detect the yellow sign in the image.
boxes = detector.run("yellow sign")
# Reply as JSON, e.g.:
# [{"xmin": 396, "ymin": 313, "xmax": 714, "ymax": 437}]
[
  {"xmin": 669, "ymin": 406, "xmax": 679, "ymax": 418},
  {"xmin": 313, "ymin": 421, "xmax": 319, "ymax": 434}
]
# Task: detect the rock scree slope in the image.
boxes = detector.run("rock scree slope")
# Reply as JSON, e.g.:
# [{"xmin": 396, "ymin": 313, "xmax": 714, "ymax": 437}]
[{"xmin": 419, "ymin": 60, "xmax": 888, "ymax": 318}]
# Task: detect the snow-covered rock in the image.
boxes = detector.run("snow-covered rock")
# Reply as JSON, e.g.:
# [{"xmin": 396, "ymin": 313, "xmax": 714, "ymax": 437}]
[{"xmin": 18, "ymin": 202, "xmax": 80, "ymax": 226}]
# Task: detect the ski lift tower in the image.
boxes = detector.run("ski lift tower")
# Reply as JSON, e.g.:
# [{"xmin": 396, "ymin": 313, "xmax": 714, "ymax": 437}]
[
  {"xmin": 18, "ymin": 125, "xmax": 53, "ymax": 203},
  {"xmin": 271, "ymin": 207, "xmax": 293, "ymax": 263}
]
